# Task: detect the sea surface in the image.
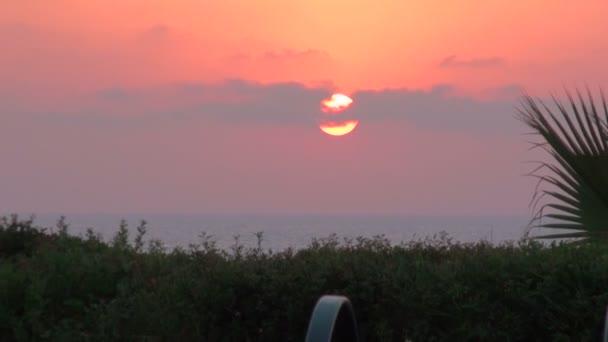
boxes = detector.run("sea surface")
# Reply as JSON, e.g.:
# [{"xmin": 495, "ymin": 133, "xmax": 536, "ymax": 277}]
[{"xmin": 10, "ymin": 213, "xmax": 547, "ymax": 251}]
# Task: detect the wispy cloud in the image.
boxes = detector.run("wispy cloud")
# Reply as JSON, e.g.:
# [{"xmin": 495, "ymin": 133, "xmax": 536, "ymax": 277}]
[
  {"xmin": 137, "ymin": 24, "xmax": 170, "ymax": 41},
  {"xmin": 225, "ymin": 49, "xmax": 332, "ymax": 63},
  {"xmin": 439, "ymin": 55, "xmax": 505, "ymax": 68},
  {"xmin": 262, "ymin": 49, "xmax": 330, "ymax": 61}
]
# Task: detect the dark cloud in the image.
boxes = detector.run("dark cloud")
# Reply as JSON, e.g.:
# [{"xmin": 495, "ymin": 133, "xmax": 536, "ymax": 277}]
[
  {"xmin": 151, "ymin": 80, "xmax": 522, "ymax": 135},
  {"xmin": 172, "ymin": 79, "xmax": 331, "ymax": 125},
  {"xmin": 350, "ymin": 85, "xmax": 520, "ymax": 134},
  {"xmin": 6, "ymin": 78, "xmax": 524, "ymax": 134},
  {"xmin": 96, "ymin": 88, "xmax": 132, "ymax": 101},
  {"xmin": 439, "ymin": 55, "xmax": 505, "ymax": 68},
  {"xmin": 480, "ymin": 84, "xmax": 524, "ymax": 100}
]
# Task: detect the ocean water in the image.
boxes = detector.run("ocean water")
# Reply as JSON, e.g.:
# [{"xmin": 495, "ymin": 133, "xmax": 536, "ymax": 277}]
[{"xmin": 15, "ymin": 213, "xmax": 537, "ymax": 251}]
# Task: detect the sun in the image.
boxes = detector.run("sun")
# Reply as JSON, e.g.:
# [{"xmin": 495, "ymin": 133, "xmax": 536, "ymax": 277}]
[
  {"xmin": 321, "ymin": 94, "xmax": 353, "ymax": 113},
  {"xmin": 319, "ymin": 120, "xmax": 359, "ymax": 136},
  {"xmin": 318, "ymin": 93, "xmax": 358, "ymax": 136}
]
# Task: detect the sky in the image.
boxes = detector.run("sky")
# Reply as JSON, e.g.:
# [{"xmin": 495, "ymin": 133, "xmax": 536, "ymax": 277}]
[{"xmin": 1, "ymin": 0, "xmax": 607, "ymax": 215}]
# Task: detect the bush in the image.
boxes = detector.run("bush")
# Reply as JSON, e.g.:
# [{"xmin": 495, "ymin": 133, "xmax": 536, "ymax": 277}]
[
  {"xmin": 0, "ymin": 215, "xmax": 48, "ymax": 258},
  {"xmin": 1, "ymin": 216, "xmax": 608, "ymax": 341}
]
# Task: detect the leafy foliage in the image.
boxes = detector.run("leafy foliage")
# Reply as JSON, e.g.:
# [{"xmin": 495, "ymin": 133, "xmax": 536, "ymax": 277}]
[
  {"xmin": 2, "ymin": 216, "xmax": 608, "ymax": 341},
  {"xmin": 518, "ymin": 88, "xmax": 608, "ymax": 240}
]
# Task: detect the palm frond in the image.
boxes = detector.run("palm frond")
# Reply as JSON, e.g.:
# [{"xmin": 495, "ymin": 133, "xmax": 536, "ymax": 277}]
[{"xmin": 519, "ymin": 88, "xmax": 608, "ymax": 241}]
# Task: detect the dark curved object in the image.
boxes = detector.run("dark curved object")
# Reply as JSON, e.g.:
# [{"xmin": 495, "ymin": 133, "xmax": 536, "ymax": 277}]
[
  {"xmin": 603, "ymin": 305, "xmax": 608, "ymax": 342},
  {"xmin": 305, "ymin": 295, "xmax": 359, "ymax": 342}
]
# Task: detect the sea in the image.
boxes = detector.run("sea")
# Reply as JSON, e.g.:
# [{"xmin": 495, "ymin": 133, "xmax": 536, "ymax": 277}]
[{"xmin": 8, "ymin": 213, "xmax": 554, "ymax": 251}]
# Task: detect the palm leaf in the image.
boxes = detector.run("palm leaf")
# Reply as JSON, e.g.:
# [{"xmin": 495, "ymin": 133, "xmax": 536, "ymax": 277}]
[{"xmin": 518, "ymin": 88, "xmax": 608, "ymax": 241}]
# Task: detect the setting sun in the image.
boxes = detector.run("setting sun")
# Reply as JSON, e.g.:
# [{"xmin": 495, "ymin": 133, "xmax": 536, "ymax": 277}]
[
  {"xmin": 319, "ymin": 93, "xmax": 358, "ymax": 136},
  {"xmin": 321, "ymin": 94, "xmax": 353, "ymax": 113},
  {"xmin": 319, "ymin": 120, "xmax": 359, "ymax": 136}
]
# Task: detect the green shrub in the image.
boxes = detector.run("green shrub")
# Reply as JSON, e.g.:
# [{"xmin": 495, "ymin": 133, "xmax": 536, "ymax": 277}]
[
  {"xmin": 0, "ymin": 215, "xmax": 48, "ymax": 258},
  {"xmin": 1, "ymin": 216, "xmax": 608, "ymax": 341}
]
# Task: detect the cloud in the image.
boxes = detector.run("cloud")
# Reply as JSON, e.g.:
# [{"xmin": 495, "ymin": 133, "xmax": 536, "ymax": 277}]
[
  {"xmin": 136, "ymin": 24, "xmax": 170, "ymax": 41},
  {"xmin": 0, "ymin": 23, "xmax": 227, "ymax": 93},
  {"xmin": 350, "ymin": 85, "xmax": 519, "ymax": 134},
  {"xmin": 439, "ymin": 55, "xmax": 505, "ymax": 68},
  {"xmin": 480, "ymin": 84, "xmax": 524, "ymax": 100},
  {"xmin": 225, "ymin": 52, "xmax": 251, "ymax": 63},
  {"xmin": 7, "ymin": 79, "xmax": 524, "ymax": 135},
  {"xmin": 166, "ymin": 79, "xmax": 332, "ymax": 125},
  {"xmin": 225, "ymin": 48, "xmax": 332, "ymax": 63},
  {"xmin": 141, "ymin": 24, "xmax": 170, "ymax": 36},
  {"xmin": 220, "ymin": 48, "xmax": 334, "ymax": 85},
  {"xmin": 262, "ymin": 49, "xmax": 331, "ymax": 61},
  {"xmin": 0, "ymin": 23, "xmax": 335, "ymax": 104},
  {"xmin": 96, "ymin": 87, "xmax": 132, "ymax": 101}
]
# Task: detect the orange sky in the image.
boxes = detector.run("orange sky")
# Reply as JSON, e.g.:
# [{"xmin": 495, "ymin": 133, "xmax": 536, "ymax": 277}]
[
  {"xmin": 1, "ymin": 1, "xmax": 607, "ymax": 215},
  {"xmin": 3, "ymin": 0, "xmax": 608, "ymax": 94}
]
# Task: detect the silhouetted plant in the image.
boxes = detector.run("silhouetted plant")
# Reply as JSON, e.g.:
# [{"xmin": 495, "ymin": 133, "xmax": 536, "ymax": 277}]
[
  {"xmin": 0, "ymin": 214, "xmax": 46, "ymax": 257},
  {"xmin": 111, "ymin": 219, "xmax": 130, "ymax": 250},
  {"xmin": 518, "ymin": 88, "xmax": 608, "ymax": 240},
  {"xmin": 134, "ymin": 220, "xmax": 147, "ymax": 253},
  {"xmin": 3, "ymin": 215, "xmax": 608, "ymax": 341}
]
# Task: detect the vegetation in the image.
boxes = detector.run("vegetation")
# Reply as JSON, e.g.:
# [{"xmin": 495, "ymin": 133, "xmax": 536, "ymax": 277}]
[
  {"xmin": 2, "ymin": 215, "xmax": 608, "ymax": 341},
  {"xmin": 518, "ymin": 88, "xmax": 608, "ymax": 240}
]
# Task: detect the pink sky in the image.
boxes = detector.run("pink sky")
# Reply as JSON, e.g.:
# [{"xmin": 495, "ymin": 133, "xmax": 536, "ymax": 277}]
[{"xmin": 1, "ymin": 1, "xmax": 607, "ymax": 215}]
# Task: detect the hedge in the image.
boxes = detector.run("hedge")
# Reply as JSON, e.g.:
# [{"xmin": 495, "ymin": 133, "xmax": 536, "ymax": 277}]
[{"xmin": 1, "ymin": 215, "xmax": 608, "ymax": 341}]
